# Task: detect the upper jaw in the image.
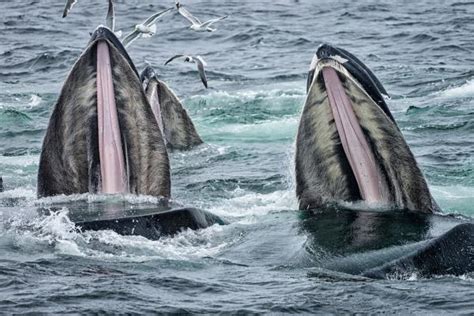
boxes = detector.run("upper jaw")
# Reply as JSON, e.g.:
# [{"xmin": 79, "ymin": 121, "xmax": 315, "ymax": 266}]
[
  {"xmin": 140, "ymin": 66, "xmax": 158, "ymax": 90},
  {"xmin": 89, "ymin": 26, "xmax": 140, "ymax": 77},
  {"xmin": 307, "ymin": 44, "xmax": 395, "ymax": 123},
  {"xmin": 90, "ymin": 26, "xmax": 118, "ymax": 44}
]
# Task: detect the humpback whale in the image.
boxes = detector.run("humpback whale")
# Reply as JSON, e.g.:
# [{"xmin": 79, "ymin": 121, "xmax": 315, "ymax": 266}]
[
  {"xmin": 38, "ymin": 27, "xmax": 170, "ymax": 198},
  {"xmin": 140, "ymin": 66, "xmax": 203, "ymax": 150},
  {"xmin": 296, "ymin": 44, "xmax": 438, "ymax": 213},
  {"xmin": 296, "ymin": 45, "xmax": 473, "ymax": 278},
  {"xmin": 36, "ymin": 26, "xmax": 222, "ymax": 237}
]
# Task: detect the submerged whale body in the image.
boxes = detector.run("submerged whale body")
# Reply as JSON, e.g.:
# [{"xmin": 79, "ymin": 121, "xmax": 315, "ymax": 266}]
[
  {"xmin": 140, "ymin": 66, "xmax": 203, "ymax": 150},
  {"xmin": 296, "ymin": 44, "xmax": 438, "ymax": 212},
  {"xmin": 36, "ymin": 26, "xmax": 222, "ymax": 236},
  {"xmin": 40, "ymin": 200, "xmax": 226, "ymax": 240},
  {"xmin": 300, "ymin": 207, "xmax": 474, "ymax": 278}
]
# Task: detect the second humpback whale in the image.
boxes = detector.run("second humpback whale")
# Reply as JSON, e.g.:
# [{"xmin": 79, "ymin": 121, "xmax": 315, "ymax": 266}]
[
  {"xmin": 296, "ymin": 44, "xmax": 439, "ymax": 213},
  {"xmin": 140, "ymin": 66, "xmax": 204, "ymax": 150},
  {"xmin": 37, "ymin": 26, "xmax": 222, "ymax": 237},
  {"xmin": 294, "ymin": 44, "xmax": 473, "ymax": 278}
]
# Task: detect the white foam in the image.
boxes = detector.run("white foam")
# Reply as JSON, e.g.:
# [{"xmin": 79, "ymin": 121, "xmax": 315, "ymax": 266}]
[
  {"xmin": 170, "ymin": 143, "xmax": 230, "ymax": 169},
  {"xmin": 206, "ymin": 116, "xmax": 298, "ymax": 140},
  {"xmin": 35, "ymin": 192, "xmax": 166, "ymax": 207},
  {"xmin": 387, "ymin": 271, "xmax": 419, "ymax": 281},
  {"xmin": 28, "ymin": 94, "xmax": 42, "ymax": 107},
  {"xmin": 440, "ymin": 80, "xmax": 474, "ymax": 98},
  {"xmin": 459, "ymin": 274, "xmax": 474, "ymax": 282},
  {"xmin": 188, "ymin": 88, "xmax": 305, "ymax": 102},
  {"xmin": 208, "ymin": 189, "xmax": 298, "ymax": 219},
  {"xmin": 87, "ymin": 224, "xmax": 229, "ymax": 261},
  {"xmin": 1, "ymin": 205, "xmax": 235, "ymax": 262},
  {"xmin": 0, "ymin": 187, "xmax": 37, "ymax": 203},
  {"xmin": 0, "ymin": 154, "xmax": 39, "ymax": 167},
  {"xmin": 34, "ymin": 208, "xmax": 77, "ymax": 241}
]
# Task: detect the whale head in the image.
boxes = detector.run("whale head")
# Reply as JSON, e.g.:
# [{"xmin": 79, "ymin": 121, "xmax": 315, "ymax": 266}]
[
  {"xmin": 296, "ymin": 44, "xmax": 438, "ymax": 213},
  {"xmin": 37, "ymin": 26, "xmax": 170, "ymax": 198}
]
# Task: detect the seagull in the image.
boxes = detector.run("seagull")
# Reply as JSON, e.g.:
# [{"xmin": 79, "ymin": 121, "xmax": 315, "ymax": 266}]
[
  {"xmin": 106, "ymin": 0, "xmax": 115, "ymax": 31},
  {"xmin": 175, "ymin": 2, "xmax": 227, "ymax": 32},
  {"xmin": 62, "ymin": 0, "xmax": 77, "ymax": 18},
  {"xmin": 121, "ymin": 7, "xmax": 173, "ymax": 48},
  {"xmin": 165, "ymin": 55, "xmax": 209, "ymax": 89}
]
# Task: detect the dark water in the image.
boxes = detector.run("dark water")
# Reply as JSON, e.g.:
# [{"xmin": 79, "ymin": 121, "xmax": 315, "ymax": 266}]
[{"xmin": 1, "ymin": 0, "xmax": 474, "ymax": 313}]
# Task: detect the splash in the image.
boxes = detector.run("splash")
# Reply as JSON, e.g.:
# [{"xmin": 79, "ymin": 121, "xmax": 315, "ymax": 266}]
[{"xmin": 1, "ymin": 205, "xmax": 233, "ymax": 262}]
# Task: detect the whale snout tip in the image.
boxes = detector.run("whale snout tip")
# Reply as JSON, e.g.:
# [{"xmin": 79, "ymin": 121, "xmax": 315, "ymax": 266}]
[
  {"xmin": 141, "ymin": 66, "xmax": 156, "ymax": 79},
  {"xmin": 90, "ymin": 25, "xmax": 116, "ymax": 42},
  {"xmin": 316, "ymin": 43, "xmax": 337, "ymax": 59},
  {"xmin": 140, "ymin": 66, "xmax": 158, "ymax": 88}
]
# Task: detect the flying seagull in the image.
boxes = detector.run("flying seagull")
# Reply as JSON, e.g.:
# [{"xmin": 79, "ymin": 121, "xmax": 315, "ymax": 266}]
[
  {"xmin": 175, "ymin": 2, "xmax": 227, "ymax": 32},
  {"xmin": 165, "ymin": 55, "xmax": 209, "ymax": 89},
  {"xmin": 121, "ymin": 7, "xmax": 173, "ymax": 47},
  {"xmin": 62, "ymin": 0, "xmax": 77, "ymax": 18},
  {"xmin": 106, "ymin": 0, "xmax": 115, "ymax": 31}
]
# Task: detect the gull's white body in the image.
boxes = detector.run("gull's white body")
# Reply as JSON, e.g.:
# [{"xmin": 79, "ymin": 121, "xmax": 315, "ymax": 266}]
[
  {"xmin": 121, "ymin": 7, "xmax": 173, "ymax": 47},
  {"xmin": 176, "ymin": 2, "xmax": 227, "ymax": 32}
]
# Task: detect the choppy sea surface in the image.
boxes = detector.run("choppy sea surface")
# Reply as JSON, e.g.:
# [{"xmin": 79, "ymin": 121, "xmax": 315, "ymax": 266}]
[{"xmin": 1, "ymin": 0, "xmax": 474, "ymax": 313}]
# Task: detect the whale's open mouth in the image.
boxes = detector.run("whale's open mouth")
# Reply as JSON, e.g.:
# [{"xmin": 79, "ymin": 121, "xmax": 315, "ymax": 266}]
[
  {"xmin": 298, "ymin": 44, "xmax": 436, "ymax": 212},
  {"xmin": 38, "ymin": 26, "xmax": 170, "ymax": 198},
  {"xmin": 96, "ymin": 40, "xmax": 128, "ymax": 193},
  {"xmin": 93, "ymin": 27, "xmax": 131, "ymax": 194},
  {"xmin": 306, "ymin": 45, "xmax": 393, "ymax": 205},
  {"xmin": 321, "ymin": 66, "xmax": 390, "ymax": 204}
]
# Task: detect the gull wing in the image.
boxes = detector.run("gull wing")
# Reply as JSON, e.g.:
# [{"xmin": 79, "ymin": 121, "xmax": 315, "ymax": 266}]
[
  {"xmin": 143, "ymin": 7, "xmax": 173, "ymax": 27},
  {"xmin": 121, "ymin": 30, "xmax": 141, "ymax": 48},
  {"xmin": 164, "ymin": 55, "xmax": 186, "ymax": 65},
  {"xmin": 195, "ymin": 56, "xmax": 208, "ymax": 89},
  {"xmin": 106, "ymin": 0, "xmax": 115, "ymax": 31},
  {"xmin": 200, "ymin": 16, "xmax": 228, "ymax": 28},
  {"xmin": 62, "ymin": 0, "xmax": 78, "ymax": 18},
  {"xmin": 177, "ymin": 5, "xmax": 201, "ymax": 25}
]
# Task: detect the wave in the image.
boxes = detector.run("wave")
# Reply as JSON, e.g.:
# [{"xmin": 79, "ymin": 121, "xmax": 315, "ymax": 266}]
[
  {"xmin": 409, "ymin": 34, "xmax": 439, "ymax": 42},
  {"xmin": 0, "ymin": 108, "xmax": 33, "ymax": 123},
  {"xmin": 185, "ymin": 88, "xmax": 304, "ymax": 125},
  {"xmin": 202, "ymin": 116, "xmax": 299, "ymax": 142},
  {"xmin": 208, "ymin": 189, "xmax": 297, "ymax": 219},
  {"xmin": 431, "ymin": 185, "xmax": 474, "ymax": 216},
  {"xmin": 440, "ymin": 80, "xmax": 474, "ymax": 98}
]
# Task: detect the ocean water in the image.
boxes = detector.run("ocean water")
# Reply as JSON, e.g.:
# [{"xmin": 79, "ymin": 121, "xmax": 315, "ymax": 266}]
[{"xmin": 1, "ymin": 0, "xmax": 474, "ymax": 313}]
